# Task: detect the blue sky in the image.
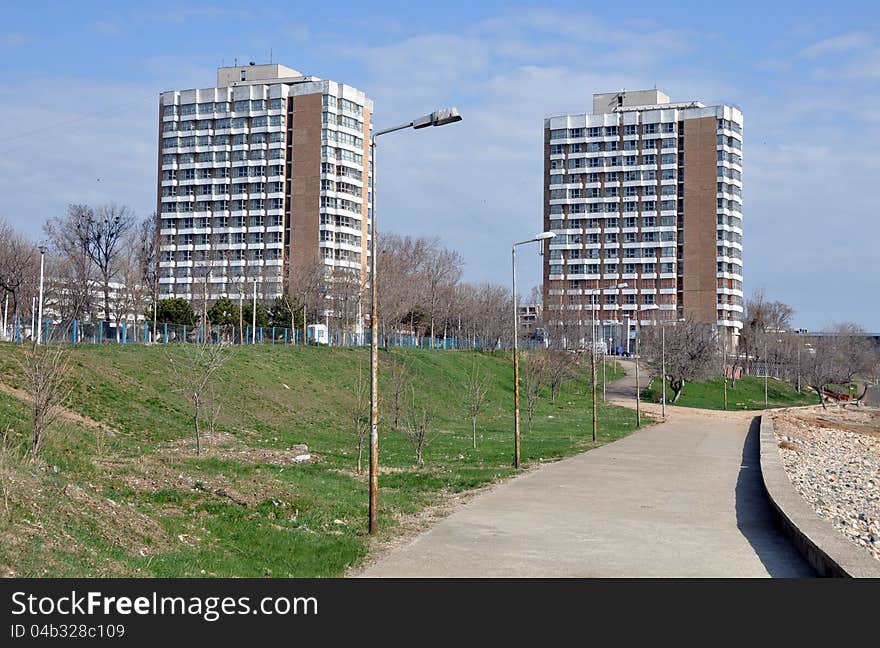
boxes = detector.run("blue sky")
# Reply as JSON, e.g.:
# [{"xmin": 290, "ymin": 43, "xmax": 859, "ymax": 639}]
[{"xmin": 1, "ymin": 1, "xmax": 878, "ymax": 330}]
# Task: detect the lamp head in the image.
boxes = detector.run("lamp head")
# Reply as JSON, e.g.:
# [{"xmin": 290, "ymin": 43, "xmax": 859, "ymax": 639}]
[{"xmin": 413, "ymin": 107, "xmax": 462, "ymax": 129}]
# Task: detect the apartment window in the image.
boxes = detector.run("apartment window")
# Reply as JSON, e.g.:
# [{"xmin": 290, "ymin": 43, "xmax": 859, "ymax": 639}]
[{"xmin": 624, "ymin": 124, "xmax": 637, "ymax": 135}]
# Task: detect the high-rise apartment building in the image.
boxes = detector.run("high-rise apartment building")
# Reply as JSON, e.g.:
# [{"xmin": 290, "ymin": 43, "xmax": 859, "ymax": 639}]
[
  {"xmin": 157, "ymin": 63, "xmax": 372, "ymax": 305},
  {"xmin": 543, "ymin": 89, "xmax": 743, "ymax": 346}
]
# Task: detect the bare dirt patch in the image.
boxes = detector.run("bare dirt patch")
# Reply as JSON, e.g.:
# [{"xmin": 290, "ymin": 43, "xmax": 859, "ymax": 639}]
[{"xmin": 155, "ymin": 431, "xmax": 315, "ymax": 467}]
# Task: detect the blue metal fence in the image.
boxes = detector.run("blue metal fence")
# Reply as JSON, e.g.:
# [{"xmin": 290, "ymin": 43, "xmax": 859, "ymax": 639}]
[{"xmin": 3, "ymin": 319, "xmax": 544, "ymax": 351}]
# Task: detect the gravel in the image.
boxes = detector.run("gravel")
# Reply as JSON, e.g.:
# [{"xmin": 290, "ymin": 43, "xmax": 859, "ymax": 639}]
[{"xmin": 773, "ymin": 408, "xmax": 880, "ymax": 562}]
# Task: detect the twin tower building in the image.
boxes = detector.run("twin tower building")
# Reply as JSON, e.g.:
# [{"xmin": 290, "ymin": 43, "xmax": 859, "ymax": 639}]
[{"xmin": 158, "ymin": 67, "xmax": 742, "ymax": 343}]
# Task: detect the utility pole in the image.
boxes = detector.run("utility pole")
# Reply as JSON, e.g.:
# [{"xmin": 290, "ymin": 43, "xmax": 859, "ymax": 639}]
[
  {"xmin": 764, "ymin": 339, "xmax": 769, "ymax": 406},
  {"xmin": 37, "ymin": 246, "xmax": 46, "ymax": 344},
  {"xmin": 590, "ymin": 281, "xmax": 598, "ymax": 442},
  {"xmin": 635, "ymin": 316, "xmax": 641, "ymax": 428},
  {"xmin": 252, "ymin": 278, "xmax": 257, "ymax": 345},
  {"xmin": 722, "ymin": 328, "xmax": 728, "ymax": 410},
  {"xmin": 660, "ymin": 317, "xmax": 667, "ymax": 417},
  {"xmin": 513, "ymin": 245, "xmax": 522, "ymax": 465},
  {"xmin": 238, "ymin": 280, "xmax": 244, "ymax": 345}
]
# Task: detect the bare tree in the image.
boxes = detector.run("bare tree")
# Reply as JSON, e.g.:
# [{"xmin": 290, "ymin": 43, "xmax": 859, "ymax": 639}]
[
  {"xmin": 137, "ymin": 212, "xmax": 161, "ymax": 337},
  {"xmin": 523, "ymin": 351, "xmax": 548, "ymax": 434},
  {"xmin": 16, "ymin": 341, "xmax": 73, "ymax": 458},
  {"xmin": 801, "ymin": 323, "xmax": 877, "ymax": 408},
  {"xmin": 401, "ymin": 389, "xmax": 436, "ymax": 465},
  {"xmin": 0, "ymin": 218, "xmax": 39, "ymax": 326},
  {"xmin": 639, "ymin": 320, "xmax": 718, "ymax": 403},
  {"xmin": 465, "ymin": 362, "xmax": 489, "ymax": 449},
  {"xmin": 289, "ymin": 256, "xmax": 330, "ymax": 332},
  {"xmin": 737, "ymin": 290, "xmax": 795, "ymax": 375},
  {"xmin": 168, "ymin": 342, "xmax": 230, "ymax": 455},
  {"xmin": 424, "ymin": 244, "xmax": 463, "ymax": 347},
  {"xmin": 87, "ymin": 204, "xmax": 136, "ymax": 331},
  {"xmin": 387, "ymin": 357, "xmax": 412, "ymax": 432},
  {"xmin": 44, "ymin": 204, "xmax": 97, "ymax": 322},
  {"xmin": 348, "ymin": 360, "xmax": 370, "ymax": 473},
  {"xmin": 544, "ymin": 350, "xmax": 577, "ymax": 402}
]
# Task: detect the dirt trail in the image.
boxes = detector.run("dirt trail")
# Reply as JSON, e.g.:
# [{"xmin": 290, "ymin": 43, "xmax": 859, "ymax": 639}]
[{"xmin": 0, "ymin": 380, "xmax": 118, "ymax": 435}]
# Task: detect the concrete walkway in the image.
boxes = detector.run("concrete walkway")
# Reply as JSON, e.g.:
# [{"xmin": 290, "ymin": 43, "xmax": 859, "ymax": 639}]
[{"xmin": 361, "ymin": 362, "xmax": 814, "ymax": 577}]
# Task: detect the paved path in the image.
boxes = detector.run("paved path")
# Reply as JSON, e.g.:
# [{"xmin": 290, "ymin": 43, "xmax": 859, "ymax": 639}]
[{"xmin": 362, "ymin": 362, "xmax": 814, "ymax": 577}]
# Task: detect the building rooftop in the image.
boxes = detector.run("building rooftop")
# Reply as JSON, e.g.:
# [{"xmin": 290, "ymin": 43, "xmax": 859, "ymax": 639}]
[{"xmin": 216, "ymin": 62, "xmax": 319, "ymax": 87}]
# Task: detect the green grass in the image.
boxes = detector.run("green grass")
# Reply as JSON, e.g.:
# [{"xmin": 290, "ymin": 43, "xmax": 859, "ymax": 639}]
[
  {"xmin": 0, "ymin": 343, "xmax": 636, "ymax": 577},
  {"xmin": 642, "ymin": 375, "xmax": 817, "ymax": 410}
]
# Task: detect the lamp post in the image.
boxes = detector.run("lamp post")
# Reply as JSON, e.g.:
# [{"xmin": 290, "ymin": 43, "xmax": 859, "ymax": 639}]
[
  {"xmin": 660, "ymin": 315, "xmax": 666, "ymax": 417},
  {"xmin": 590, "ymin": 282, "xmax": 627, "ymax": 437},
  {"xmin": 764, "ymin": 339, "xmax": 768, "ymax": 406},
  {"xmin": 368, "ymin": 107, "xmax": 462, "ymax": 535},
  {"xmin": 252, "ymin": 278, "xmax": 257, "ymax": 345},
  {"xmin": 36, "ymin": 245, "xmax": 47, "ymax": 345},
  {"xmin": 634, "ymin": 304, "xmax": 659, "ymax": 427},
  {"xmin": 512, "ymin": 231, "xmax": 555, "ymax": 466}
]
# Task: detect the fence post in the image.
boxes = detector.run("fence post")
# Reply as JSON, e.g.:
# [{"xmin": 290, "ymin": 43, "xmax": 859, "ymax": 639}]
[
  {"xmin": 122, "ymin": 322, "xmax": 127, "ymax": 345},
  {"xmin": 72, "ymin": 319, "xmax": 78, "ymax": 344},
  {"xmin": 245, "ymin": 326, "xmax": 249, "ymax": 344},
  {"xmin": 163, "ymin": 322, "xmax": 168, "ymax": 344},
  {"xmin": 272, "ymin": 327, "xmax": 276, "ymax": 344},
  {"xmin": 283, "ymin": 328, "xmax": 288, "ymax": 345}
]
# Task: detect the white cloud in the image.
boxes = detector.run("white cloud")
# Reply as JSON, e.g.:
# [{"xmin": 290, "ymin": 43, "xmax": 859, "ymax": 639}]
[
  {"xmin": 798, "ymin": 31, "xmax": 872, "ymax": 58},
  {"xmin": 0, "ymin": 33, "xmax": 29, "ymax": 47}
]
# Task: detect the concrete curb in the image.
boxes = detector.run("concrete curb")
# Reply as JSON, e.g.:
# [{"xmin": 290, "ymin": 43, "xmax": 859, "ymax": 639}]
[{"xmin": 758, "ymin": 415, "xmax": 880, "ymax": 578}]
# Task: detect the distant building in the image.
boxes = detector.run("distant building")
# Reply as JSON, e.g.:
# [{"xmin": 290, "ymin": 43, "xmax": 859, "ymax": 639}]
[
  {"xmin": 157, "ymin": 63, "xmax": 373, "ymax": 304},
  {"xmin": 517, "ymin": 303, "xmax": 543, "ymax": 337},
  {"xmin": 543, "ymin": 89, "xmax": 743, "ymax": 348}
]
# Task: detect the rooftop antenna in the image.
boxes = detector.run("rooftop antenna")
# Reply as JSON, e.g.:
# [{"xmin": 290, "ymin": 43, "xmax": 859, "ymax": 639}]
[
  {"xmin": 270, "ymin": 47, "xmax": 273, "ymax": 64},
  {"xmin": 234, "ymin": 57, "xmax": 238, "ymax": 67}
]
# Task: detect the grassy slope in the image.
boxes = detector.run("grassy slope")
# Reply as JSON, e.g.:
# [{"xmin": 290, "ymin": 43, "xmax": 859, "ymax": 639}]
[
  {"xmin": 642, "ymin": 375, "xmax": 816, "ymax": 410},
  {"xmin": 0, "ymin": 343, "xmax": 636, "ymax": 577}
]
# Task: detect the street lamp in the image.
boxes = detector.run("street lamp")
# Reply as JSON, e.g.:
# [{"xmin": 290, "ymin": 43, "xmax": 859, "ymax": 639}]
[
  {"xmin": 512, "ymin": 231, "xmax": 555, "ymax": 467},
  {"xmin": 589, "ymin": 282, "xmax": 627, "ymax": 440},
  {"xmin": 36, "ymin": 245, "xmax": 47, "ymax": 345},
  {"xmin": 634, "ymin": 304, "xmax": 659, "ymax": 427},
  {"xmin": 251, "ymin": 277, "xmax": 258, "ymax": 345},
  {"xmin": 368, "ymin": 107, "xmax": 462, "ymax": 535}
]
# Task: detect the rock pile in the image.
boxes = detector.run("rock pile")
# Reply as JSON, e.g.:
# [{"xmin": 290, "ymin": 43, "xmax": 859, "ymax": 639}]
[{"xmin": 774, "ymin": 409, "xmax": 880, "ymax": 562}]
